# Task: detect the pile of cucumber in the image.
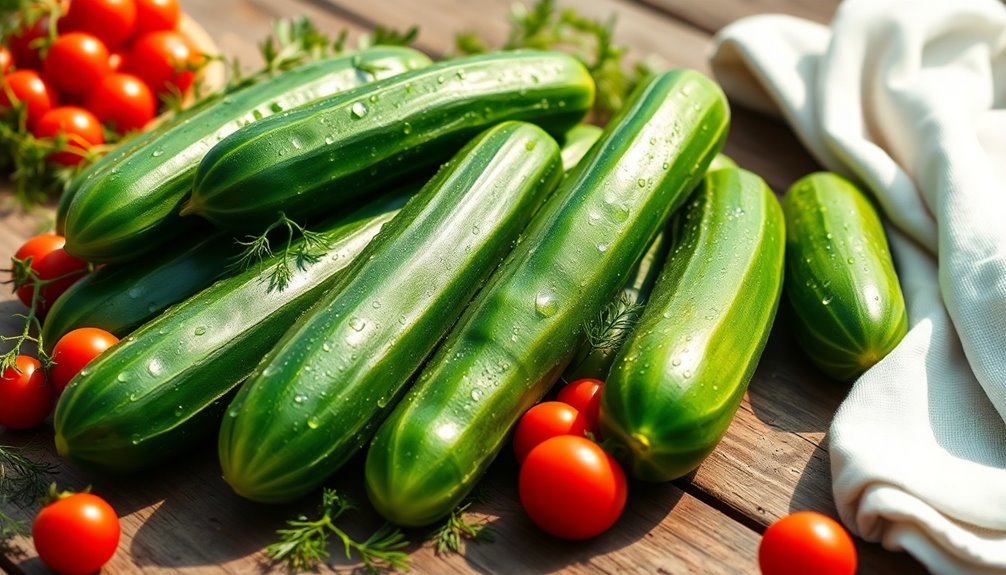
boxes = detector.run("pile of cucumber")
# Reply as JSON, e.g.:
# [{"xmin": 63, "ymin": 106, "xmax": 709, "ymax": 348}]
[{"xmin": 46, "ymin": 45, "xmax": 907, "ymax": 527}]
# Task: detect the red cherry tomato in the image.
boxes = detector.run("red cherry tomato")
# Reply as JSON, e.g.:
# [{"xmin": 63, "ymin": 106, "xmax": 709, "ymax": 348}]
[
  {"xmin": 49, "ymin": 327, "xmax": 119, "ymax": 395},
  {"xmin": 33, "ymin": 106, "xmax": 105, "ymax": 165},
  {"xmin": 12, "ymin": 233, "xmax": 67, "ymax": 309},
  {"xmin": 513, "ymin": 401, "xmax": 590, "ymax": 463},
  {"xmin": 132, "ymin": 0, "xmax": 180, "ymax": 37},
  {"xmin": 0, "ymin": 356, "xmax": 55, "ymax": 429},
  {"xmin": 8, "ymin": 15, "xmax": 50, "ymax": 70},
  {"xmin": 519, "ymin": 435, "xmax": 627, "ymax": 540},
  {"xmin": 86, "ymin": 72, "xmax": 156, "ymax": 133},
  {"xmin": 125, "ymin": 30, "xmax": 199, "ymax": 96},
  {"xmin": 33, "ymin": 492, "xmax": 120, "ymax": 575},
  {"xmin": 0, "ymin": 47, "xmax": 12, "ymax": 74},
  {"xmin": 759, "ymin": 511, "xmax": 858, "ymax": 575},
  {"xmin": 108, "ymin": 51, "xmax": 124, "ymax": 71},
  {"xmin": 0, "ymin": 70, "xmax": 59, "ymax": 128},
  {"xmin": 42, "ymin": 32, "xmax": 111, "ymax": 99},
  {"xmin": 556, "ymin": 378, "xmax": 604, "ymax": 436},
  {"xmin": 33, "ymin": 247, "xmax": 90, "ymax": 315},
  {"xmin": 61, "ymin": 0, "xmax": 137, "ymax": 50}
]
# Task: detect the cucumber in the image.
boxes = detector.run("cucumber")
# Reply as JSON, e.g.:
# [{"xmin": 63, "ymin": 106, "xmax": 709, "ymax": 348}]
[
  {"xmin": 41, "ymin": 226, "xmax": 240, "ymax": 352},
  {"xmin": 61, "ymin": 47, "xmax": 432, "ymax": 263},
  {"xmin": 53, "ymin": 192, "xmax": 410, "ymax": 473},
  {"xmin": 709, "ymin": 153, "xmax": 737, "ymax": 171},
  {"xmin": 782, "ymin": 172, "xmax": 907, "ymax": 381},
  {"xmin": 364, "ymin": 69, "xmax": 729, "ymax": 527},
  {"xmin": 218, "ymin": 121, "xmax": 563, "ymax": 503},
  {"xmin": 558, "ymin": 124, "xmax": 602, "ymax": 172},
  {"xmin": 600, "ymin": 167, "xmax": 785, "ymax": 482},
  {"xmin": 186, "ymin": 50, "xmax": 594, "ymax": 232}
]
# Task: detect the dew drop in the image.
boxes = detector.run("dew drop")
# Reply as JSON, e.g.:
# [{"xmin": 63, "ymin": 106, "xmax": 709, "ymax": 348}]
[
  {"xmin": 471, "ymin": 388, "xmax": 483, "ymax": 401},
  {"xmin": 147, "ymin": 359, "xmax": 163, "ymax": 376},
  {"xmin": 597, "ymin": 243, "xmax": 609, "ymax": 253},
  {"xmin": 350, "ymin": 317, "xmax": 366, "ymax": 332},
  {"xmin": 324, "ymin": 135, "xmax": 336, "ymax": 145},
  {"xmin": 174, "ymin": 405, "xmax": 184, "ymax": 417},
  {"xmin": 130, "ymin": 433, "xmax": 142, "ymax": 445},
  {"xmin": 194, "ymin": 326, "xmax": 207, "ymax": 336},
  {"xmin": 588, "ymin": 211, "xmax": 601, "ymax": 226},
  {"xmin": 534, "ymin": 292, "xmax": 558, "ymax": 317},
  {"xmin": 402, "ymin": 122, "xmax": 412, "ymax": 135},
  {"xmin": 127, "ymin": 286, "xmax": 143, "ymax": 298},
  {"xmin": 350, "ymin": 102, "xmax": 368, "ymax": 119},
  {"xmin": 151, "ymin": 149, "xmax": 164, "ymax": 157},
  {"xmin": 293, "ymin": 394, "xmax": 306, "ymax": 404},
  {"xmin": 307, "ymin": 417, "xmax": 320, "ymax": 429},
  {"xmin": 116, "ymin": 372, "xmax": 130, "ymax": 383},
  {"xmin": 822, "ymin": 294, "xmax": 834, "ymax": 305},
  {"xmin": 637, "ymin": 178, "xmax": 647, "ymax": 188}
]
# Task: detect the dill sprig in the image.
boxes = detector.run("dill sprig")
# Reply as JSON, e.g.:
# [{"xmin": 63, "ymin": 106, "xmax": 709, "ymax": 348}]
[
  {"xmin": 231, "ymin": 212, "xmax": 331, "ymax": 293},
  {"xmin": 583, "ymin": 292, "xmax": 645, "ymax": 357},
  {"xmin": 427, "ymin": 484, "xmax": 494, "ymax": 555},
  {"xmin": 455, "ymin": 0, "xmax": 654, "ymax": 122},
  {"xmin": 266, "ymin": 488, "xmax": 410, "ymax": 573},
  {"xmin": 0, "ymin": 443, "xmax": 59, "ymax": 553}
]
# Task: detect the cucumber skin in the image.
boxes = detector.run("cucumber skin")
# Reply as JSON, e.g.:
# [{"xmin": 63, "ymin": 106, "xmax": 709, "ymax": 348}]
[
  {"xmin": 364, "ymin": 69, "xmax": 729, "ymax": 527},
  {"xmin": 62, "ymin": 47, "xmax": 431, "ymax": 263},
  {"xmin": 600, "ymin": 168, "xmax": 786, "ymax": 482},
  {"xmin": 218, "ymin": 122, "xmax": 563, "ymax": 503},
  {"xmin": 558, "ymin": 124, "xmax": 602, "ymax": 172},
  {"xmin": 53, "ymin": 193, "xmax": 409, "ymax": 474},
  {"xmin": 782, "ymin": 172, "xmax": 907, "ymax": 381},
  {"xmin": 41, "ymin": 227, "xmax": 240, "ymax": 351},
  {"xmin": 187, "ymin": 50, "xmax": 594, "ymax": 232}
]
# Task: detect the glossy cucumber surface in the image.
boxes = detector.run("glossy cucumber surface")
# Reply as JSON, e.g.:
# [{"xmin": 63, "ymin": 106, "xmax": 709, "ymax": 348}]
[
  {"xmin": 600, "ymin": 168, "xmax": 785, "ymax": 482},
  {"xmin": 41, "ymin": 228, "xmax": 240, "ymax": 351},
  {"xmin": 62, "ymin": 47, "xmax": 431, "ymax": 263},
  {"xmin": 218, "ymin": 121, "xmax": 563, "ymax": 503},
  {"xmin": 187, "ymin": 50, "xmax": 594, "ymax": 231},
  {"xmin": 782, "ymin": 172, "xmax": 907, "ymax": 381},
  {"xmin": 53, "ymin": 193, "xmax": 409, "ymax": 473},
  {"xmin": 364, "ymin": 69, "xmax": 729, "ymax": 527}
]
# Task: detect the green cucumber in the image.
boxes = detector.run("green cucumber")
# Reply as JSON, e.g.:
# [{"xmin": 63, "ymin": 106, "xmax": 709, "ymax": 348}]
[
  {"xmin": 218, "ymin": 121, "xmax": 563, "ymax": 503},
  {"xmin": 782, "ymin": 172, "xmax": 907, "ymax": 381},
  {"xmin": 709, "ymin": 153, "xmax": 737, "ymax": 171},
  {"xmin": 364, "ymin": 69, "xmax": 729, "ymax": 527},
  {"xmin": 600, "ymin": 167, "xmax": 785, "ymax": 482},
  {"xmin": 53, "ymin": 192, "xmax": 410, "ymax": 473},
  {"xmin": 186, "ymin": 50, "xmax": 594, "ymax": 231},
  {"xmin": 41, "ymin": 226, "xmax": 241, "ymax": 352},
  {"xmin": 558, "ymin": 124, "xmax": 602, "ymax": 172},
  {"xmin": 62, "ymin": 47, "xmax": 431, "ymax": 263}
]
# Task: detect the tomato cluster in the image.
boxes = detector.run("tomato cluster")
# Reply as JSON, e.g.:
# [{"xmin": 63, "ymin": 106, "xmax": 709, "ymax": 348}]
[
  {"xmin": 514, "ymin": 378, "xmax": 628, "ymax": 540},
  {"xmin": 1, "ymin": 0, "xmax": 198, "ymax": 165},
  {"xmin": 2, "ymin": 233, "xmax": 118, "ymax": 430}
]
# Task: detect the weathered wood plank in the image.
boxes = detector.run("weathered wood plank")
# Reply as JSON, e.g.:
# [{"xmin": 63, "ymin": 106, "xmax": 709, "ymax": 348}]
[{"xmin": 635, "ymin": 0, "xmax": 838, "ymax": 33}]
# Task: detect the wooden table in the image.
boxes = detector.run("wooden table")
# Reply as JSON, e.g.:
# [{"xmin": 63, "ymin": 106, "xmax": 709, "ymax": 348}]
[{"xmin": 0, "ymin": 1, "xmax": 930, "ymax": 573}]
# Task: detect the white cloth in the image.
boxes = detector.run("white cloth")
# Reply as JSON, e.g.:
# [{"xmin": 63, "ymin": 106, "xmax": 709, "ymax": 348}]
[{"xmin": 711, "ymin": 2, "xmax": 1006, "ymax": 573}]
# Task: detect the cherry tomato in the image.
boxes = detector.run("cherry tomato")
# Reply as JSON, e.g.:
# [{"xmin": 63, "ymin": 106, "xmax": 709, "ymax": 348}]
[
  {"xmin": 125, "ymin": 30, "xmax": 199, "ymax": 97},
  {"xmin": 61, "ymin": 0, "xmax": 137, "ymax": 50},
  {"xmin": 49, "ymin": 327, "xmax": 118, "ymax": 395},
  {"xmin": 8, "ymin": 14, "xmax": 51, "ymax": 70},
  {"xmin": 556, "ymin": 378, "xmax": 603, "ymax": 436},
  {"xmin": 0, "ymin": 70, "xmax": 59, "ymax": 128},
  {"xmin": 33, "ymin": 492, "xmax": 120, "ymax": 575},
  {"xmin": 42, "ymin": 32, "xmax": 111, "ymax": 99},
  {"xmin": 108, "ymin": 51, "xmax": 124, "ymax": 71},
  {"xmin": 86, "ymin": 72, "xmax": 156, "ymax": 133},
  {"xmin": 513, "ymin": 401, "xmax": 590, "ymax": 463},
  {"xmin": 0, "ymin": 47, "xmax": 12, "ymax": 74},
  {"xmin": 11, "ymin": 233, "xmax": 67, "ymax": 308},
  {"xmin": 33, "ymin": 246, "xmax": 90, "ymax": 315},
  {"xmin": 0, "ymin": 356, "xmax": 55, "ymax": 429},
  {"xmin": 519, "ymin": 435, "xmax": 627, "ymax": 540},
  {"xmin": 132, "ymin": 0, "xmax": 180, "ymax": 37},
  {"xmin": 759, "ymin": 511, "xmax": 858, "ymax": 575},
  {"xmin": 33, "ymin": 106, "xmax": 105, "ymax": 165}
]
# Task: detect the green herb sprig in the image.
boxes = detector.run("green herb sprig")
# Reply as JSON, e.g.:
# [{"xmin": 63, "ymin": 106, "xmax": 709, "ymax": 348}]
[{"xmin": 267, "ymin": 488, "xmax": 410, "ymax": 573}]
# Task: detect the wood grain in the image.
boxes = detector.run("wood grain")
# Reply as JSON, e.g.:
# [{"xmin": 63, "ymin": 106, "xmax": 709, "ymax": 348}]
[{"xmin": 0, "ymin": 0, "xmax": 929, "ymax": 573}]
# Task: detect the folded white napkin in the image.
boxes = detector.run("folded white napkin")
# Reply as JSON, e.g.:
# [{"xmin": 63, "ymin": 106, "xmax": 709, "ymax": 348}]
[{"xmin": 711, "ymin": 1, "xmax": 1006, "ymax": 573}]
